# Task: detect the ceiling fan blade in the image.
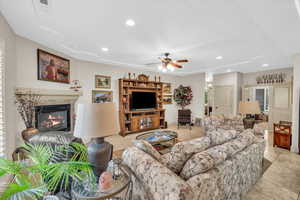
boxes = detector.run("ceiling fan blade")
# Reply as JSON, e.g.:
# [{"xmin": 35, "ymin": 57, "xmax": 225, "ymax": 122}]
[
  {"xmin": 170, "ymin": 62, "xmax": 183, "ymax": 68},
  {"xmin": 176, "ymin": 59, "xmax": 189, "ymax": 63}
]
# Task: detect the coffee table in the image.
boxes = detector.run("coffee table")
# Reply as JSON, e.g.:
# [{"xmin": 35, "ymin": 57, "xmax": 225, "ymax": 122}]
[{"xmin": 136, "ymin": 130, "xmax": 178, "ymax": 154}]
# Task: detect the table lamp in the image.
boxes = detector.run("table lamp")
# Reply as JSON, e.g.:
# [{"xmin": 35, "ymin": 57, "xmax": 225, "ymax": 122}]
[
  {"xmin": 74, "ymin": 103, "xmax": 120, "ymax": 178},
  {"xmin": 239, "ymin": 101, "xmax": 261, "ymax": 129}
]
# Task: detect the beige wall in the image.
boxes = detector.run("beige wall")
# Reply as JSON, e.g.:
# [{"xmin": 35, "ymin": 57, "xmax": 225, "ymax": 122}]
[
  {"xmin": 15, "ymin": 36, "xmax": 205, "ymax": 143},
  {"xmin": 178, "ymin": 73, "xmax": 206, "ymax": 119},
  {"xmin": 291, "ymin": 56, "xmax": 299, "ymax": 153},
  {"xmin": 242, "ymin": 67, "xmax": 293, "ymax": 86}
]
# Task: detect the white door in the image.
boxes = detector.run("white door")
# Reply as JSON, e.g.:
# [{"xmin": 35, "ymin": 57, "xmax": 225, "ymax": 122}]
[{"xmin": 213, "ymin": 86, "xmax": 234, "ymax": 117}]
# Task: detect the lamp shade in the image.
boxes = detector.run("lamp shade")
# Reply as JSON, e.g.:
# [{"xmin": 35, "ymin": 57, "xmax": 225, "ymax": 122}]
[
  {"xmin": 74, "ymin": 103, "xmax": 120, "ymax": 142},
  {"xmin": 239, "ymin": 101, "xmax": 261, "ymax": 115}
]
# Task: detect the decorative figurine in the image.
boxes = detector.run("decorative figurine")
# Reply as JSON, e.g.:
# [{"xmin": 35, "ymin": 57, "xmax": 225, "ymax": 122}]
[
  {"xmin": 70, "ymin": 80, "xmax": 82, "ymax": 92},
  {"xmin": 99, "ymin": 171, "xmax": 113, "ymax": 190}
]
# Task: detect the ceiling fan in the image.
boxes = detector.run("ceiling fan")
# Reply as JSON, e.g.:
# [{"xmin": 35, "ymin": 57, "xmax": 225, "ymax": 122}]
[{"xmin": 147, "ymin": 53, "xmax": 189, "ymax": 72}]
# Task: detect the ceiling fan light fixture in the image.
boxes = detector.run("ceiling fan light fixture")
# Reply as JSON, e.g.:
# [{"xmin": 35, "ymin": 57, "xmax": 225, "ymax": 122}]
[
  {"xmin": 167, "ymin": 64, "xmax": 175, "ymax": 72},
  {"xmin": 158, "ymin": 65, "xmax": 163, "ymax": 71}
]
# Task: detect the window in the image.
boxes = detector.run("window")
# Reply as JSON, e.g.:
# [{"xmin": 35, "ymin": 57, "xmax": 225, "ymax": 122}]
[
  {"xmin": 254, "ymin": 87, "xmax": 269, "ymax": 112},
  {"xmin": 0, "ymin": 46, "xmax": 5, "ymax": 157}
]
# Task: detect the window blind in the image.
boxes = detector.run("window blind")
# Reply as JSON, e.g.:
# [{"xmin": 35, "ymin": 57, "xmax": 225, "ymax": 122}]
[{"xmin": 0, "ymin": 48, "xmax": 5, "ymax": 157}]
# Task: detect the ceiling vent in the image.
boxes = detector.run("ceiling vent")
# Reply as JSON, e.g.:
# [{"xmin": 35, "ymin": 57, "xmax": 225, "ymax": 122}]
[{"xmin": 40, "ymin": 0, "xmax": 48, "ymax": 5}]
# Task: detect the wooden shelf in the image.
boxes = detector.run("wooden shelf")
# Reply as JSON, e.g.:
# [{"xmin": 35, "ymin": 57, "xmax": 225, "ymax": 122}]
[
  {"xmin": 122, "ymin": 79, "xmax": 162, "ymax": 84},
  {"xmin": 123, "ymin": 86, "xmax": 161, "ymax": 90},
  {"xmin": 119, "ymin": 78, "xmax": 165, "ymax": 136}
]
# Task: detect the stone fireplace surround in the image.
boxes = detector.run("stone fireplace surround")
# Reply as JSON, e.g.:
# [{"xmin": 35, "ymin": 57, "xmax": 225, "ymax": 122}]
[{"xmin": 15, "ymin": 87, "xmax": 82, "ymax": 133}]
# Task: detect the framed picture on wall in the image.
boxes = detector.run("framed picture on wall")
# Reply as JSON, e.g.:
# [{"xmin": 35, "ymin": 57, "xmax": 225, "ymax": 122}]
[
  {"xmin": 163, "ymin": 95, "xmax": 173, "ymax": 104},
  {"xmin": 92, "ymin": 90, "xmax": 113, "ymax": 103},
  {"xmin": 37, "ymin": 49, "xmax": 70, "ymax": 84},
  {"xmin": 95, "ymin": 75, "xmax": 111, "ymax": 89},
  {"xmin": 163, "ymin": 83, "xmax": 172, "ymax": 94}
]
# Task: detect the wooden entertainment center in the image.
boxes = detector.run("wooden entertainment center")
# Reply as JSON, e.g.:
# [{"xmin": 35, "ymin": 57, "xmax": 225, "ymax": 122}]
[{"xmin": 119, "ymin": 75, "xmax": 165, "ymax": 136}]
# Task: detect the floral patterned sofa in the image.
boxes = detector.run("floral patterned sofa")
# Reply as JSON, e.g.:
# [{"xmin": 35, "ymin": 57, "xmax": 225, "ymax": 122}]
[
  {"xmin": 203, "ymin": 115, "xmax": 265, "ymax": 137},
  {"xmin": 122, "ymin": 129, "xmax": 265, "ymax": 200}
]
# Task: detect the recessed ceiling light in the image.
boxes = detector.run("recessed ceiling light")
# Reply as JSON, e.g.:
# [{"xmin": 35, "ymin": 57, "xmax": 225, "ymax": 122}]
[
  {"xmin": 101, "ymin": 47, "xmax": 109, "ymax": 52},
  {"xmin": 216, "ymin": 56, "xmax": 223, "ymax": 60},
  {"xmin": 227, "ymin": 69, "xmax": 232, "ymax": 72},
  {"xmin": 262, "ymin": 63, "xmax": 269, "ymax": 67},
  {"xmin": 125, "ymin": 19, "xmax": 135, "ymax": 27}
]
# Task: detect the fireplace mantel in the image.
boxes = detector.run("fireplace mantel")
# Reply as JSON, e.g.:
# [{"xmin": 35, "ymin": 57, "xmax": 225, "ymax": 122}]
[
  {"xmin": 15, "ymin": 87, "xmax": 82, "ymax": 132},
  {"xmin": 15, "ymin": 87, "xmax": 82, "ymax": 98}
]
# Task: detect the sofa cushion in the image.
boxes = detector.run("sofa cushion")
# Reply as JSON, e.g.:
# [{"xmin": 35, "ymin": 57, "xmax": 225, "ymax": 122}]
[
  {"xmin": 180, "ymin": 130, "xmax": 256, "ymax": 180},
  {"xmin": 161, "ymin": 136, "xmax": 210, "ymax": 173},
  {"xmin": 221, "ymin": 130, "xmax": 256, "ymax": 157},
  {"xmin": 132, "ymin": 140, "xmax": 161, "ymax": 161},
  {"xmin": 206, "ymin": 129, "xmax": 238, "ymax": 146}
]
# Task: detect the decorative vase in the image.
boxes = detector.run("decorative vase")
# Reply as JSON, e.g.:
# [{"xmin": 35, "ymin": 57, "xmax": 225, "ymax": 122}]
[{"xmin": 21, "ymin": 128, "xmax": 39, "ymax": 142}]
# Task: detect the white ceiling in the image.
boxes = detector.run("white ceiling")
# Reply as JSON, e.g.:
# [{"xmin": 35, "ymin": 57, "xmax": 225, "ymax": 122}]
[{"xmin": 0, "ymin": 0, "xmax": 299, "ymax": 75}]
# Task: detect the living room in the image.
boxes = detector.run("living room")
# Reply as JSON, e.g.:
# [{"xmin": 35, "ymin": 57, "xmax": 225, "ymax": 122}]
[{"xmin": 0, "ymin": 1, "xmax": 300, "ymax": 200}]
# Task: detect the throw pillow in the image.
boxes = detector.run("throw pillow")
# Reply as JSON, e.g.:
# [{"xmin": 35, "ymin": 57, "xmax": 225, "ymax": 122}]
[
  {"xmin": 160, "ymin": 136, "xmax": 211, "ymax": 173},
  {"xmin": 206, "ymin": 129, "xmax": 238, "ymax": 146},
  {"xmin": 132, "ymin": 140, "xmax": 161, "ymax": 161},
  {"xmin": 180, "ymin": 145, "xmax": 227, "ymax": 180}
]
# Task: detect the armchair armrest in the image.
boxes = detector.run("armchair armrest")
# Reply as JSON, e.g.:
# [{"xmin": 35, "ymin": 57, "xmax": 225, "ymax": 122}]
[{"xmin": 122, "ymin": 147, "xmax": 194, "ymax": 200}]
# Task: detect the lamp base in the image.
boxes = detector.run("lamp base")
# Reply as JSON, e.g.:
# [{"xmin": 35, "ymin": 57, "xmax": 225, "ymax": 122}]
[
  {"xmin": 87, "ymin": 137, "xmax": 113, "ymax": 178},
  {"xmin": 243, "ymin": 117, "xmax": 255, "ymax": 129}
]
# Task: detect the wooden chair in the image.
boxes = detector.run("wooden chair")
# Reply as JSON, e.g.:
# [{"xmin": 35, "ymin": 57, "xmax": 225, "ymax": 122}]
[{"xmin": 273, "ymin": 121, "xmax": 292, "ymax": 150}]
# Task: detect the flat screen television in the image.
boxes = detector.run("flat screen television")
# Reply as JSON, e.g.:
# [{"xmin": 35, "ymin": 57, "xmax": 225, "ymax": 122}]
[{"xmin": 131, "ymin": 92, "xmax": 156, "ymax": 110}]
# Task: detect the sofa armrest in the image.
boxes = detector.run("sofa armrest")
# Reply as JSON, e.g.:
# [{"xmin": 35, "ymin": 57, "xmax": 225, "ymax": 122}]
[{"xmin": 122, "ymin": 147, "xmax": 194, "ymax": 200}]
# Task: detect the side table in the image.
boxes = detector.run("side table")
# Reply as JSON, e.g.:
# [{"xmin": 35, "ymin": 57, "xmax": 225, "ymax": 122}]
[{"xmin": 71, "ymin": 164, "xmax": 132, "ymax": 200}]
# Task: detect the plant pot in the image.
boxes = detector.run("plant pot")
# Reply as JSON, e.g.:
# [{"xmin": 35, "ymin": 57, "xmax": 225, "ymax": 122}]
[{"xmin": 21, "ymin": 128, "xmax": 39, "ymax": 142}]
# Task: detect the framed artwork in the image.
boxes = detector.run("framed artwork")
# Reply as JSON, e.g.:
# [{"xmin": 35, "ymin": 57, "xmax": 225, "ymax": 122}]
[
  {"xmin": 163, "ymin": 83, "xmax": 172, "ymax": 94},
  {"xmin": 163, "ymin": 95, "xmax": 173, "ymax": 104},
  {"xmin": 95, "ymin": 75, "xmax": 111, "ymax": 89},
  {"xmin": 37, "ymin": 49, "xmax": 70, "ymax": 84},
  {"xmin": 92, "ymin": 90, "xmax": 113, "ymax": 103}
]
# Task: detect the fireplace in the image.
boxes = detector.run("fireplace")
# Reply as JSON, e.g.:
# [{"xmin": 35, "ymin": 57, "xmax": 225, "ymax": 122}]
[{"xmin": 35, "ymin": 104, "xmax": 71, "ymax": 132}]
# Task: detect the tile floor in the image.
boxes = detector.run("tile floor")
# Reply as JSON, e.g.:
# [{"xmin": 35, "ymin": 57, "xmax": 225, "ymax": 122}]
[{"xmin": 107, "ymin": 125, "xmax": 300, "ymax": 200}]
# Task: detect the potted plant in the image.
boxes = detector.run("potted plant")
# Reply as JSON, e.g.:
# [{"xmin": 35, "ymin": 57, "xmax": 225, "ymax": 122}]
[
  {"xmin": 15, "ymin": 92, "xmax": 41, "ymax": 141},
  {"xmin": 173, "ymin": 85, "xmax": 193, "ymax": 128},
  {"xmin": 0, "ymin": 143, "xmax": 93, "ymax": 200}
]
